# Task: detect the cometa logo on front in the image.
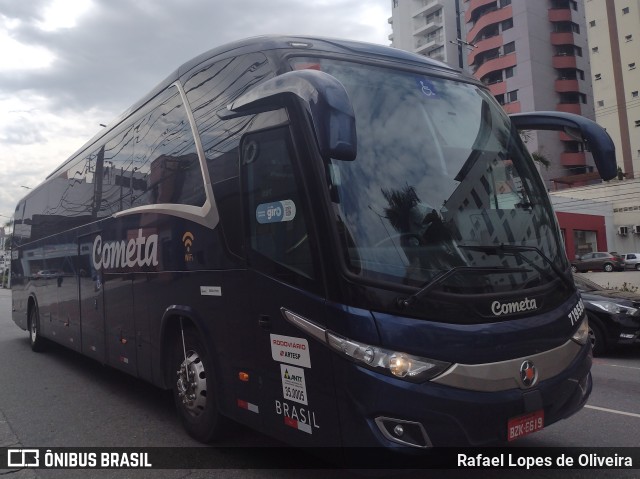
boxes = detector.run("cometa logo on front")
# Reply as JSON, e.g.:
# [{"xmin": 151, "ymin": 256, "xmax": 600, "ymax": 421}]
[{"xmin": 491, "ymin": 298, "xmax": 538, "ymax": 316}]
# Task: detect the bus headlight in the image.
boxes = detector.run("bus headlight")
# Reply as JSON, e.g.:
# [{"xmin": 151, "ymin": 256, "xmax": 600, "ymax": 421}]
[
  {"xmin": 572, "ymin": 317, "xmax": 589, "ymax": 345},
  {"xmin": 326, "ymin": 331, "xmax": 451, "ymax": 382}
]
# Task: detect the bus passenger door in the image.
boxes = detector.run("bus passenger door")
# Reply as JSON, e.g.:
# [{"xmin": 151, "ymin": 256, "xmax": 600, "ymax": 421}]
[
  {"xmin": 78, "ymin": 233, "xmax": 106, "ymax": 363},
  {"xmin": 240, "ymin": 125, "xmax": 341, "ymax": 446},
  {"xmin": 56, "ymin": 238, "xmax": 82, "ymax": 353},
  {"xmin": 101, "ymin": 228, "xmax": 138, "ymax": 376}
]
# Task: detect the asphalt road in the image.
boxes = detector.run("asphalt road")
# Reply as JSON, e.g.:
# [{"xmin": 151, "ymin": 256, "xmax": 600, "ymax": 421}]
[{"xmin": 0, "ymin": 287, "xmax": 639, "ymax": 479}]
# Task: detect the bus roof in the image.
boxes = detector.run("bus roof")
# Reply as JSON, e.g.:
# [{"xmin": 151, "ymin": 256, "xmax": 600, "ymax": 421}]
[
  {"xmin": 179, "ymin": 34, "xmax": 462, "ymax": 76},
  {"xmin": 45, "ymin": 35, "xmax": 473, "ymax": 183}
]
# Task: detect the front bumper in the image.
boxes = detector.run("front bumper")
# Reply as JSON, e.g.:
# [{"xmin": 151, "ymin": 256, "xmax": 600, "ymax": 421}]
[{"xmin": 334, "ymin": 341, "xmax": 592, "ymax": 448}]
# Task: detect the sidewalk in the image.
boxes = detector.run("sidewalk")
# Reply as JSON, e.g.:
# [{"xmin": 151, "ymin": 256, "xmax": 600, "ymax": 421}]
[
  {"xmin": 0, "ymin": 409, "xmax": 38, "ymax": 478},
  {"xmin": 576, "ymin": 271, "xmax": 640, "ymax": 291}
]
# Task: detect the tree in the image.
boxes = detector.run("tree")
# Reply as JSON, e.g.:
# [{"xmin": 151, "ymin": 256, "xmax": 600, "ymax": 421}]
[{"xmin": 519, "ymin": 130, "xmax": 550, "ymax": 169}]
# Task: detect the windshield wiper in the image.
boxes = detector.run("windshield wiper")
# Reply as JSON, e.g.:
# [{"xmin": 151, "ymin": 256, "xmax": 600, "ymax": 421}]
[
  {"xmin": 397, "ymin": 265, "xmax": 530, "ymax": 309},
  {"xmin": 460, "ymin": 244, "xmax": 573, "ymax": 290},
  {"xmin": 397, "ymin": 244, "xmax": 573, "ymax": 310}
]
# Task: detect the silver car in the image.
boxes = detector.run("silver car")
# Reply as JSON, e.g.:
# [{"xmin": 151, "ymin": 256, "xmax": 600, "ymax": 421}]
[{"xmin": 622, "ymin": 253, "xmax": 640, "ymax": 270}]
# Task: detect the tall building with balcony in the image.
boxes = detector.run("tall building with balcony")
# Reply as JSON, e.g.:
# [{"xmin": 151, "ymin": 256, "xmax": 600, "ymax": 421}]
[
  {"xmin": 388, "ymin": 0, "xmax": 466, "ymax": 69},
  {"xmin": 464, "ymin": 0, "xmax": 597, "ymax": 189},
  {"xmin": 585, "ymin": 0, "xmax": 640, "ymax": 179}
]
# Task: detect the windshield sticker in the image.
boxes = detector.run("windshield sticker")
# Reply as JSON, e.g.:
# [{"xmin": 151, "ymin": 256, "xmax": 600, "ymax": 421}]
[
  {"xmin": 256, "ymin": 200, "xmax": 296, "ymax": 224},
  {"xmin": 280, "ymin": 364, "xmax": 308, "ymax": 405},
  {"xmin": 416, "ymin": 78, "xmax": 438, "ymax": 98},
  {"xmin": 270, "ymin": 334, "xmax": 311, "ymax": 368}
]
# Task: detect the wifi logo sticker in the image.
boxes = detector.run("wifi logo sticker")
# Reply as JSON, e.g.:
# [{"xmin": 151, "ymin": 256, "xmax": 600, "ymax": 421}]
[{"xmin": 182, "ymin": 232, "xmax": 194, "ymax": 262}]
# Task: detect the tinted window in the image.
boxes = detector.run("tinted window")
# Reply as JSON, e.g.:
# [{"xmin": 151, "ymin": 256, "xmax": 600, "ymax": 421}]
[
  {"xmin": 182, "ymin": 53, "xmax": 274, "ymax": 255},
  {"xmin": 99, "ymin": 85, "xmax": 204, "ymax": 216},
  {"xmin": 182, "ymin": 53, "xmax": 273, "ymax": 175},
  {"xmin": 241, "ymin": 127, "xmax": 314, "ymax": 280},
  {"xmin": 101, "ymin": 127, "xmax": 135, "ymax": 215},
  {"xmin": 60, "ymin": 150, "xmax": 100, "ymax": 219},
  {"xmin": 19, "ymin": 84, "xmax": 204, "ymax": 239},
  {"xmin": 133, "ymin": 86, "xmax": 204, "ymax": 208}
]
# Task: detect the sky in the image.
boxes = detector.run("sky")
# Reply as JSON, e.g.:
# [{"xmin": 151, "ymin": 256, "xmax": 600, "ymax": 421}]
[{"xmin": 0, "ymin": 0, "xmax": 392, "ymax": 221}]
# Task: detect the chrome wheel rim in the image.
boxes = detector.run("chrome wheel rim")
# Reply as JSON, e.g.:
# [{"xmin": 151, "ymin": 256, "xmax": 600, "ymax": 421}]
[
  {"xmin": 588, "ymin": 327, "xmax": 596, "ymax": 349},
  {"xmin": 176, "ymin": 350, "xmax": 207, "ymax": 417},
  {"xmin": 30, "ymin": 318, "xmax": 37, "ymax": 344}
]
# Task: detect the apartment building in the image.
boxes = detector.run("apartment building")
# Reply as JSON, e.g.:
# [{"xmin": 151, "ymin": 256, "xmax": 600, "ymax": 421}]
[
  {"xmin": 463, "ymin": 0, "xmax": 597, "ymax": 189},
  {"xmin": 585, "ymin": 0, "xmax": 640, "ymax": 179},
  {"xmin": 388, "ymin": 0, "xmax": 466, "ymax": 68}
]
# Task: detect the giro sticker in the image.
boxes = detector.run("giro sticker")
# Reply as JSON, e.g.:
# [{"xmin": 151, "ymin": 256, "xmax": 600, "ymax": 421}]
[
  {"xmin": 270, "ymin": 334, "xmax": 311, "ymax": 368},
  {"xmin": 280, "ymin": 364, "xmax": 308, "ymax": 405},
  {"xmin": 256, "ymin": 200, "xmax": 296, "ymax": 224}
]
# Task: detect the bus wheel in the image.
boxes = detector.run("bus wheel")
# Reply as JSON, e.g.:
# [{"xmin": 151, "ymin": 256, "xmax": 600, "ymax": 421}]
[
  {"xmin": 29, "ymin": 303, "xmax": 46, "ymax": 352},
  {"xmin": 172, "ymin": 326, "xmax": 225, "ymax": 442}
]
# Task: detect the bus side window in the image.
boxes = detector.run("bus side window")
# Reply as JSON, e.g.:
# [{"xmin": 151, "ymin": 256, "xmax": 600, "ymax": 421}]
[
  {"xmin": 133, "ymin": 85, "xmax": 205, "ymax": 208},
  {"xmin": 241, "ymin": 127, "xmax": 314, "ymax": 281}
]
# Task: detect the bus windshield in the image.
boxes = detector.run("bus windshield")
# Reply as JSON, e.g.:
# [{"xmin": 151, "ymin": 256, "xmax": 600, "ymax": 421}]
[{"xmin": 291, "ymin": 57, "xmax": 566, "ymax": 295}]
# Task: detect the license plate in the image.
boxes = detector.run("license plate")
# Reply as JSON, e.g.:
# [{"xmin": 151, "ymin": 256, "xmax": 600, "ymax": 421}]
[{"xmin": 507, "ymin": 409, "xmax": 544, "ymax": 441}]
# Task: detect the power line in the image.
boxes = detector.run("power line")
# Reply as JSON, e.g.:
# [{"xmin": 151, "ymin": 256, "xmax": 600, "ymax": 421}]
[
  {"xmin": 594, "ymin": 97, "xmax": 640, "ymax": 117},
  {"xmin": 550, "ymin": 189, "xmax": 640, "ymax": 208}
]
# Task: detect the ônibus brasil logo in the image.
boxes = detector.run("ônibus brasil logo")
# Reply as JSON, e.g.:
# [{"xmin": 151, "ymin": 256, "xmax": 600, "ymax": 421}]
[{"xmin": 92, "ymin": 229, "xmax": 159, "ymax": 271}]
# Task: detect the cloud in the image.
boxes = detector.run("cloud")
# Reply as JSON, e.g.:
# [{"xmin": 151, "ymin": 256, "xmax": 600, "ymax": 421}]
[
  {"xmin": 0, "ymin": 0, "xmax": 391, "ymax": 215},
  {"xmin": 1, "ymin": 0, "xmax": 390, "ymax": 111},
  {"xmin": 0, "ymin": 119, "xmax": 47, "ymax": 145}
]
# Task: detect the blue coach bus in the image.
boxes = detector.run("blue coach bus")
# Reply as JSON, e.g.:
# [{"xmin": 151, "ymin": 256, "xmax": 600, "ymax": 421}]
[{"xmin": 11, "ymin": 36, "xmax": 616, "ymax": 449}]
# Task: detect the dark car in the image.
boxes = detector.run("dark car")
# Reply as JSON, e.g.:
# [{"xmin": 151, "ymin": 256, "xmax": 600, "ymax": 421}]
[
  {"xmin": 574, "ymin": 273, "xmax": 640, "ymax": 355},
  {"xmin": 571, "ymin": 252, "xmax": 625, "ymax": 273}
]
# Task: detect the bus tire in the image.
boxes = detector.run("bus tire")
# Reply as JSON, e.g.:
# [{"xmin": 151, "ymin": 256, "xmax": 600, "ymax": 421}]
[
  {"xmin": 28, "ymin": 303, "xmax": 46, "ymax": 352},
  {"xmin": 172, "ymin": 326, "xmax": 226, "ymax": 443}
]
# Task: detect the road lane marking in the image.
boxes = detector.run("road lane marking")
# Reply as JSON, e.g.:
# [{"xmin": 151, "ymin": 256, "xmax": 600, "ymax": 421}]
[
  {"xmin": 606, "ymin": 364, "xmax": 640, "ymax": 371},
  {"xmin": 593, "ymin": 361, "xmax": 640, "ymax": 371},
  {"xmin": 585, "ymin": 405, "xmax": 640, "ymax": 419}
]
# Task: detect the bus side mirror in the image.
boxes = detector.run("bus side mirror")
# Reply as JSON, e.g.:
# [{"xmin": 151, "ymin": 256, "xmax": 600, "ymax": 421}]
[
  {"xmin": 509, "ymin": 111, "xmax": 616, "ymax": 181},
  {"xmin": 219, "ymin": 69, "xmax": 357, "ymax": 161}
]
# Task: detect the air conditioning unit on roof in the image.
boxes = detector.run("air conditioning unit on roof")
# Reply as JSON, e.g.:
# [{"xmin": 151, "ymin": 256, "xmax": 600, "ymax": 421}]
[{"xmin": 618, "ymin": 226, "xmax": 629, "ymax": 236}]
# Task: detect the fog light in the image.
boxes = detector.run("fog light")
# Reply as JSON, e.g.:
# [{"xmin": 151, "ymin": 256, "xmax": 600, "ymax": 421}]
[{"xmin": 375, "ymin": 417, "xmax": 431, "ymax": 448}]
